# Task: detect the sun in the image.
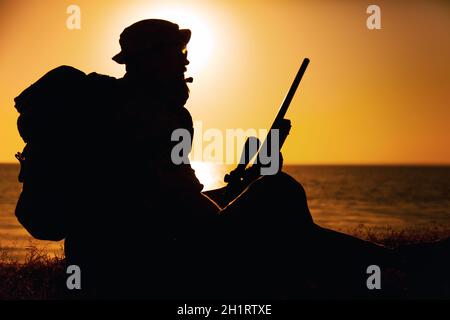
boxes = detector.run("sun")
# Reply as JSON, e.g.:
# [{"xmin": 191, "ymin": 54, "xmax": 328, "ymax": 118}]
[
  {"xmin": 190, "ymin": 161, "xmax": 221, "ymax": 191},
  {"xmin": 190, "ymin": 161, "xmax": 231, "ymax": 191},
  {"xmin": 150, "ymin": 6, "xmax": 215, "ymax": 78},
  {"xmin": 107, "ymin": 3, "xmax": 216, "ymax": 79}
]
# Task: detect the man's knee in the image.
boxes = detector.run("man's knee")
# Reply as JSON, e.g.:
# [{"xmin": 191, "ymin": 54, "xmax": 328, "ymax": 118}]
[
  {"xmin": 247, "ymin": 171, "xmax": 313, "ymax": 224},
  {"xmin": 254, "ymin": 171, "xmax": 307, "ymax": 199}
]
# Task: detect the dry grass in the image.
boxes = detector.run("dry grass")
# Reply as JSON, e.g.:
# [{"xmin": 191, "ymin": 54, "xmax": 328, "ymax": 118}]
[
  {"xmin": 0, "ymin": 245, "xmax": 66, "ymax": 300},
  {"xmin": 339, "ymin": 224, "xmax": 450, "ymax": 248},
  {"xmin": 1, "ymin": 226, "xmax": 449, "ymax": 300}
]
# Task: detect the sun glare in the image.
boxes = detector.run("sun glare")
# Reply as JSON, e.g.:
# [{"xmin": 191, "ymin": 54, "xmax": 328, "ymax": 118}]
[
  {"xmin": 150, "ymin": 6, "xmax": 215, "ymax": 78},
  {"xmin": 190, "ymin": 161, "xmax": 227, "ymax": 191}
]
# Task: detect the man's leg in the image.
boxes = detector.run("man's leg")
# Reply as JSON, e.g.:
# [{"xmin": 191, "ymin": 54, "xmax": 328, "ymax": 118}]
[
  {"xmin": 214, "ymin": 171, "xmax": 314, "ymax": 298},
  {"xmin": 214, "ymin": 171, "xmax": 391, "ymax": 298},
  {"xmin": 219, "ymin": 171, "xmax": 313, "ymax": 228}
]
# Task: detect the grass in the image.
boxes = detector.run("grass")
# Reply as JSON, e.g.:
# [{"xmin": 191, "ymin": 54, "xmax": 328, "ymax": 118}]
[
  {"xmin": 0, "ymin": 226, "xmax": 449, "ymax": 300},
  {"xmin": 0, "ymin": 245, "xmax": 66, "ymax": 300},
  {"xmin": 341, "ymin": 224, "xmax": 450, "ymax": 248}
]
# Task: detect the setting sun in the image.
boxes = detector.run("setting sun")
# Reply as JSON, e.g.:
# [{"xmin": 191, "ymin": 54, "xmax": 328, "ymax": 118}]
[
  {"xmin": 146, "ymin": 5, "xmax": 215, "ymax": 77},
  {"xmin": 0, "ymin": 0, "xmax": 449, "ymax": 165},
  {"xmin": 0, "ymin": 0, "xmax": 449, "ymax": 302}
]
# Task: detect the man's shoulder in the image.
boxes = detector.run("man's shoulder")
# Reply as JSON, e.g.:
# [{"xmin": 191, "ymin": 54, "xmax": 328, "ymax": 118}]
[
  {"xmin": 82, "ymin": 72, "xmax": 124, "ymax": 108},
  {"xmin": 86, "ymin": 72, "xmax": 120, "ymax": 91},
  {"xmin": 86, "ymin": 71, "xmax": 118, "ymax": 83}
]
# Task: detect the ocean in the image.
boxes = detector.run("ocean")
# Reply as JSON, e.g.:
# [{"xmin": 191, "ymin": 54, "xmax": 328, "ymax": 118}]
[{"xmin": 1, "ymin": 163, "xmax": 449, "ymax": 261}]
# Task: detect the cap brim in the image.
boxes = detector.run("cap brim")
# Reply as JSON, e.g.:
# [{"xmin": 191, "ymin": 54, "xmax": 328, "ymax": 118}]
[
  {"xmin": 112, "ymin": 51, "xmax": 126, "ymax": 64},
  {"xmin": 180, "ymin": 29, "xmax": 191, "ymax": 45}
]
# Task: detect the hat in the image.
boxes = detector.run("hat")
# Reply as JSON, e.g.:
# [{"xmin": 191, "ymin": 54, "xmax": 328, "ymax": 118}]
[{"xmin": 112, "ymin": 19, "xmax": 191, "ymax": 64}]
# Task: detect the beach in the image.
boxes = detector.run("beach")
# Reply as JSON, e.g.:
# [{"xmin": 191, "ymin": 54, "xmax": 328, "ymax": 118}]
[{"xmin": 1, "ymin": 163, "xmax": 449, "ymax": 261}]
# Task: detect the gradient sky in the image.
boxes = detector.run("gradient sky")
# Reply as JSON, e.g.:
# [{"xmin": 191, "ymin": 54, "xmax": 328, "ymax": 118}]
[{"xmin": 0, "ymin": 0, "xmax": 449, "ymax": 164}]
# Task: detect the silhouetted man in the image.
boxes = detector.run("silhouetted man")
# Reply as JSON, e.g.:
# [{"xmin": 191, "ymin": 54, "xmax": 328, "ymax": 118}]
[
  {"xmin": 73, "ymin": 19, "xmax": 222, "ymax": 298},
  {"xmin": 104, "ymin": 19, "xmax": 386, "ymax": 299},
  {"xmin": 15, "ymin": 19, "xmax": 391, "ymax": 300}
]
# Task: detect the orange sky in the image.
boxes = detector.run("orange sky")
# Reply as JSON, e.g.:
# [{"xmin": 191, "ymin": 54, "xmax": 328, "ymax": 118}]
[{"xmin": 0, "ymin": 0, "xmax": 449, "ymax": 164}]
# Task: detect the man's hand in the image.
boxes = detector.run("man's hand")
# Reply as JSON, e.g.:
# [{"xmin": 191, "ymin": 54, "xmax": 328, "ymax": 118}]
[{"xmin": 278, "ymin": 118, "xmax": 291, "ymax": 142}]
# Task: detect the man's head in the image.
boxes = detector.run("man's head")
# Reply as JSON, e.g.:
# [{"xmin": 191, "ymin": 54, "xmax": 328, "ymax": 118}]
[{"xmin": 113, "ymin": 19, "xmax": 191, "ymax": 82}]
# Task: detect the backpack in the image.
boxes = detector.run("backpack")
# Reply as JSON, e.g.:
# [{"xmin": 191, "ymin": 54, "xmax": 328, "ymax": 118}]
[{"xmin": 14, "ymin": 66, "xmax": 115, "ymax": 241}]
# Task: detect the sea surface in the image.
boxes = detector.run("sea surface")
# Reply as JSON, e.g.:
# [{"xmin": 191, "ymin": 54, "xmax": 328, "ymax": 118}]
[{"xmin": 1, "ymin": 163, "xmax": 449, "ymax": 261}]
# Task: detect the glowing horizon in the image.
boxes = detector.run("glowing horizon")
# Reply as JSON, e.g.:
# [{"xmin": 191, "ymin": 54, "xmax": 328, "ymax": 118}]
[{"xmin": 1, "ymin": 0, "xmax": 449, "ymax": 165}]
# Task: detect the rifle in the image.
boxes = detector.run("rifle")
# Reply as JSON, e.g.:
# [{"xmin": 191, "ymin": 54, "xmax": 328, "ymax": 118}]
[{"xmin": 204, "ymin": 58, "xmax": 310, "ymax": 207}]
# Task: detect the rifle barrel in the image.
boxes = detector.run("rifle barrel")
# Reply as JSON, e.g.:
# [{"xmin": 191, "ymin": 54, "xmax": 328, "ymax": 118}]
[
  {"xmin": 271, "ymin": 58, "xmax": 310, "ymax": 130},
  {"xmin": 219, "ymin": 58, "xmax": 310, "ymax": 206},
  {"xmin": 256, "ymin": 58, "xmax": 310, "ymax": 163}
]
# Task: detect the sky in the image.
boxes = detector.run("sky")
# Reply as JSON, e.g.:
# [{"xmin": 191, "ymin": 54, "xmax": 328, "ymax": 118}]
[{"xmin": 0, "ymin": 0, "xmax": 449, "ymax": 164}]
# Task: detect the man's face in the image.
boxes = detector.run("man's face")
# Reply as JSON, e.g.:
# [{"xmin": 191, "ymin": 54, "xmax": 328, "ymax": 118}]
[{"xmin": 131, "ymin": 43, "xmax": 190, "ymax": 83}]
